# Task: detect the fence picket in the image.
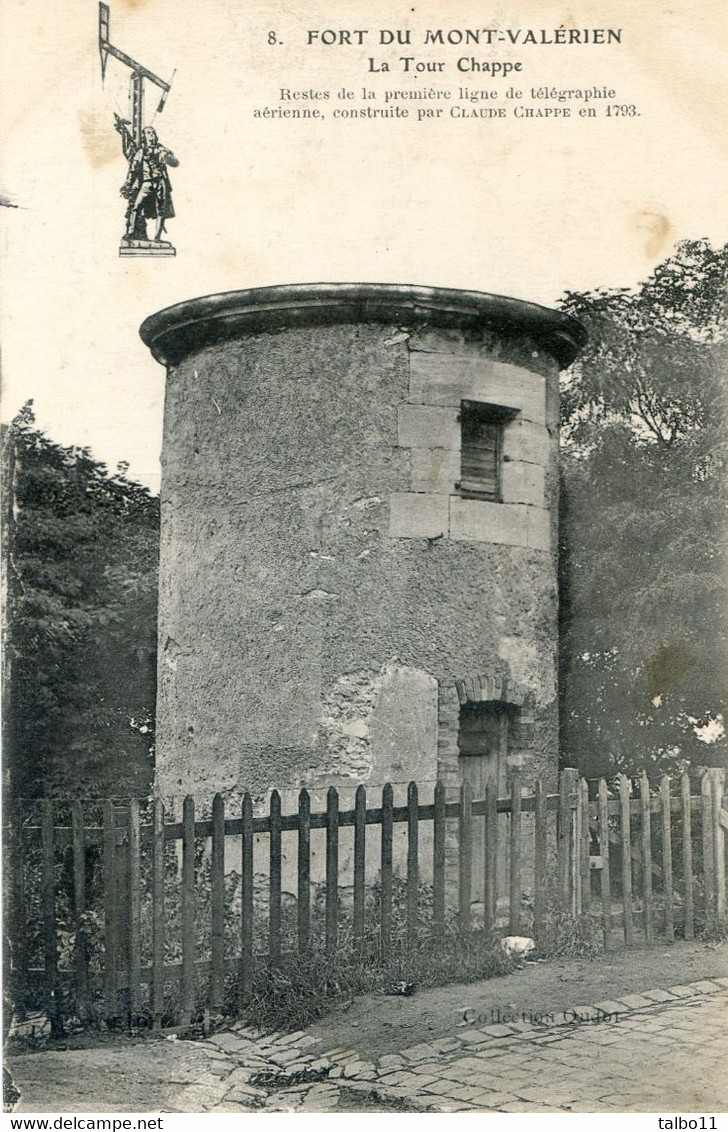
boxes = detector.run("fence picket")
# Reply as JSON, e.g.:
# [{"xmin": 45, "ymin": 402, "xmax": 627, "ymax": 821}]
[
  {"xmin": 354, "ymin": 785, "xmax": 366, "ymax": 951},
  {"xmin": 211, "ymin": 793, "xmax": 225, "ymax": 1009},
  {"xmin": 381, "ymin": 784, "xmax": 394, "ymax": 949},
  {"xmin": 681, "ymin": 774, "xmax": 694, "ymax": 941},
  {"xmin": 9, "ymin": 813, "xmax": 27, "ymax": 1017},
  {"xmin": 269, "ymin": 790, "xmax": 282, "ymax": 963},
  {"xmin": 484, "ymin": 778, "xmax": 498, "ymax": 930},
  {"xmin": 241, "ymin": 793, "xmax": 254, "ymax": 1004},
  {"xmin": 509, "ymin": 773, "xmax": 522, "ymax": 933},
  {"xmin": 152, "ymin": 799, "xmax": 165, "ymax": 1026},
  {"xmin": 558, "ymin": 769, "xmax": 577, "ymax": 912},
  {"xmin": 710, "ymin": 768, "xmax": 725, "ymax": 923},
  {"xmin": 579, "ymin": 778, "xmax": 591, "ymax": 913},
  {"xmin": 618, "ymin": 776, "xmax": 634, "ymax": 945},
  {"xmin": 115, "ymin": 818, "xmax": 130, "ymax": 985},
  {"xmin": 41, "ymin": 800, "xmax": 61, "ymax": 1036},
  {"xmin": 181, "ymin": 796, "xmax": 196, "ymax": 1026},
  {"xmin": 128, "ymin": 799, "xmax": 142, "ymax": 1016},
  {"xmin": 574, "ymin": 778, "xmax": 582, "ymax": 914},
  {"xmin": 326, "ymin": 787, "xmax": 339, "ymax": 953},
  {"xmin": 701, "ymin": 773, "xmax": 715, "ymax": 932},
  {"xmin": 298, "ymin": 789, "xmax": 311, "ymax": 953},
  {"xmin": 407, "ymin": 782, "xmax": 419, "ymax": 942},
  {"xmin": 533, "ymin": 779, "xmax": 547, "ymax": 939},
  {"xmin": 597, "ymin": 778, "xmax": 611, "ymax": 948},
  {"xmin": 71, "ymin": 800, "xmax": 89, "ymax": 1020},
  {"xmin": 433, "ymin": 782, "xmax": 446, "ymax": 936},
  {"xmin": 459, "ymin": 781, "xmax": 473, "ymax": 928},
  {"xmin": 661, "ymin": 776, "xmax": 674, "ymax": 942},
  {"xmin": 640, "ymin": 773, "xmax": 653, "ymax": 943},
  {"xmin": 103, "ymin": 800, "xmax": 118, "ymax": 1016}
]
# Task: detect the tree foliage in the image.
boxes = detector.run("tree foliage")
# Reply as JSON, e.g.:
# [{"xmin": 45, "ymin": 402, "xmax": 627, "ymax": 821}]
[
  {"xmin": 558, "ymin": 239, "xmax": 728, "ymax": 777},
  {"xmin": 3, "ymin": 403, "xmax": 159, "ymax": 798}
]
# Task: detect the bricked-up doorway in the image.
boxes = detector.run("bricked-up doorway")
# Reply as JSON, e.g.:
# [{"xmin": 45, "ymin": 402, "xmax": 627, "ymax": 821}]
[{"xmin": 458, "ymin": 700, "xmax": 515, "ymax": 897}]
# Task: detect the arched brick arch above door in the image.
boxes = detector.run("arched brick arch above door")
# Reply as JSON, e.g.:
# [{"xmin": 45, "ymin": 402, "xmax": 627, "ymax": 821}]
[
  {"xmin": 454, "ymin": 675, "xmax": 527, "ymax": 708},
  {"xmin": 437, "ymin": 673, "xmax": 536, "ymax": 792}
]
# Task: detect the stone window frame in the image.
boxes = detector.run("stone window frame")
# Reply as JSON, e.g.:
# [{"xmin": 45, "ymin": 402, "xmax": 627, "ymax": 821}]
[
  {"xmin": 457, "ymin": 400, "xmax": 520, "ymax": 503},
  {"xmin": 437, "ymin": 674, "xmax": 535, "ymax": 791}
]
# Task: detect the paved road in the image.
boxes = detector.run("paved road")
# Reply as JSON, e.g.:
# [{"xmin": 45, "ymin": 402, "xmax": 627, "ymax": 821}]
[
  {"xmin": 358, "ymin": 985, "xmax": 728, "ymax": 1113},
  {"xmin": 10, "ymin": 979, "xmax": 727, "ymax": 1113}
]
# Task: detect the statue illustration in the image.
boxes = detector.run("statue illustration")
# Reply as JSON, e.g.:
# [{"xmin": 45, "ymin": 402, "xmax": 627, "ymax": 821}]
[
  {"xmin": 99, "ymin": 4, "xmax": 178, "ymax": 256},
  {"xmin": 115, "ymin": 118, "xmax": 179, "ymax": 246}
]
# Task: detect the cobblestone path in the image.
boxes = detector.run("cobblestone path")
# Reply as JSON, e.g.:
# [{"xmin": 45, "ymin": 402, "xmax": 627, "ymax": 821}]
[{"xmin": 169, "ymin": 978, "xmax": 728, "ymax": 1113}]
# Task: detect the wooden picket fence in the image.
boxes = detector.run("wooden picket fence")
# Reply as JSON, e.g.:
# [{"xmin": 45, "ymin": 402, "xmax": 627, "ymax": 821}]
[{"xmin": 5, "ymin": 767, "xmax": 727, "ymax": 1034}]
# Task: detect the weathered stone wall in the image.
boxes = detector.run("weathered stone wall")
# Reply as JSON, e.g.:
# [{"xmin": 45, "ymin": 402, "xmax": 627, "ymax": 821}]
[{"xmin": 143, "ymin": 286, "xmax": 584, "ymax": 814}]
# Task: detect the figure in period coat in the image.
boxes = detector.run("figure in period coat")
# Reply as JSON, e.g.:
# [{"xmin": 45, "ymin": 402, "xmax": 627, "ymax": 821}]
[{"xmin": 115, "ymin": 117, "xmax": 179, "ymax": 243}]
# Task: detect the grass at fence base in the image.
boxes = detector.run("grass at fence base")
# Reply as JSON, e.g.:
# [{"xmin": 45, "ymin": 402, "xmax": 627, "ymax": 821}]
[
  {"xmin": 227, "ymin": 877, "xmax": 518, "ymax": 1032},
  {"xmin": 533, "ymin": 910, "xmax": 603, "ymax": 960},
  {"xmin": 234, "ymin": 923, "xmax": 519, "ymax": 1034},
  {"xmin": 697, "ymin": 915, "xmax": 728, "ymax": 944}
]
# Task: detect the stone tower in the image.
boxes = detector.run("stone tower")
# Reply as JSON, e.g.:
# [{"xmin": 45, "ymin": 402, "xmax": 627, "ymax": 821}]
[{"xmin": 140, "ymin": 284, "xmax": 585, "ymax": 811}]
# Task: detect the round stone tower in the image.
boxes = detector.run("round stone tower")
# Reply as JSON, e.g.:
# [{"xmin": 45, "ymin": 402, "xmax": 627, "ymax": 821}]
[{"xmin": 140, "ymin": 284, "xmax": 585, "ymax": 807}]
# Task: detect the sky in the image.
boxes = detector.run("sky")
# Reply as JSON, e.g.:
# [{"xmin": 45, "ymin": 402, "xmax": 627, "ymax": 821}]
[{"xmin": 1, "ymin": 0, "xmax": 727, "ymax": 491}]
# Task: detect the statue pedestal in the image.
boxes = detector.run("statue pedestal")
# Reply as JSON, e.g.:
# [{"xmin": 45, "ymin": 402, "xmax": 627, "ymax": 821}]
[{"xmin": 119, "ymin": 238, "xmax": 176, "ymax": 257}]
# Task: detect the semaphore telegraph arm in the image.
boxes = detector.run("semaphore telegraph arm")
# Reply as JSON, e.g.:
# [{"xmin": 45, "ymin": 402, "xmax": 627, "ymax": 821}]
[{"xmin": 98, "ymin": 3, "xmax": 172, "ymax": 147}]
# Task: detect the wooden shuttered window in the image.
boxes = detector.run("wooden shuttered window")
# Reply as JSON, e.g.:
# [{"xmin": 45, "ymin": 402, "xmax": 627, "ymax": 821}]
[{"xmin": 460, "ymin": 401, "xmax": 515, "ymax": 500}]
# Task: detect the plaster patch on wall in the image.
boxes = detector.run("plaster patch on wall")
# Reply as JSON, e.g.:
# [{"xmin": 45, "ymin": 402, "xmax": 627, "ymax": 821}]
[
  {"xmin": 316, "ymin": 666, "xmax": 387, "ymax": 780},
  {"xmin": 313, "ymin": 660, "xmax": 438, "ymax": 784},
  {"xmin": 369, "ymin": 666, "xmax": 438, "ymax": 784},
  {"xmin": 498, "ymin": 636, "xmax": 555, "ymax": 706}
]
